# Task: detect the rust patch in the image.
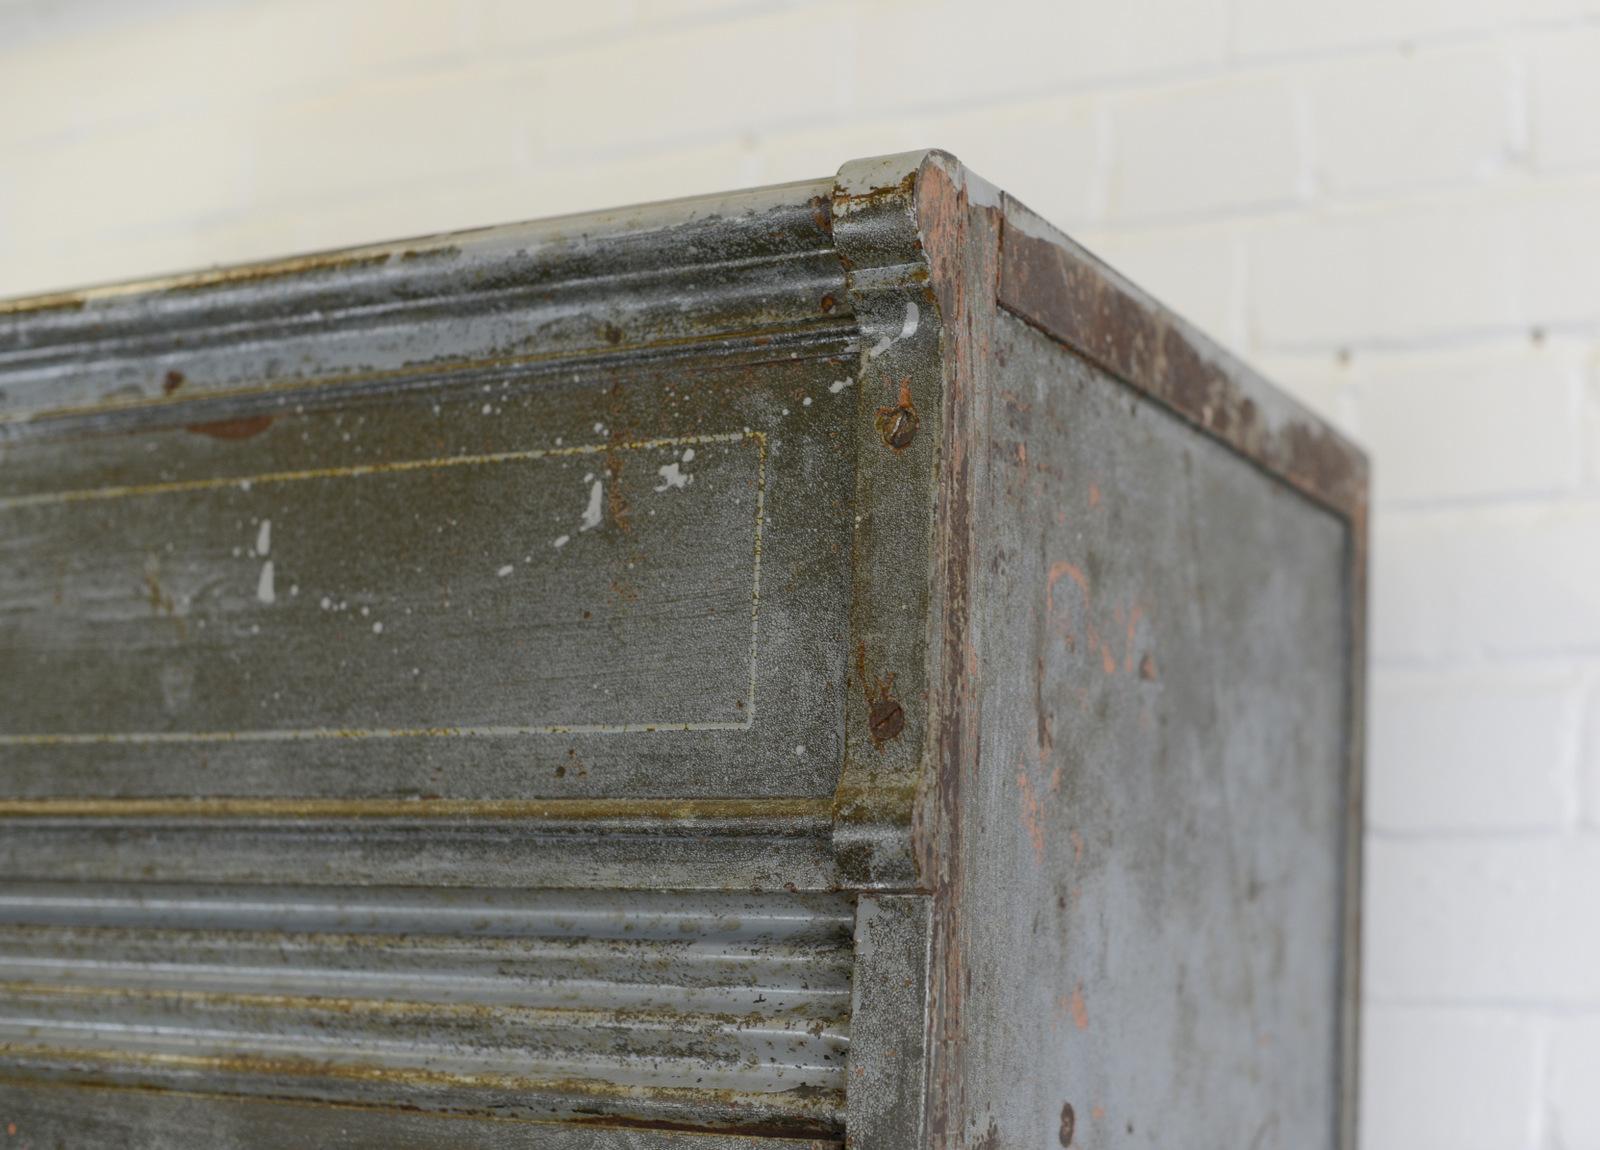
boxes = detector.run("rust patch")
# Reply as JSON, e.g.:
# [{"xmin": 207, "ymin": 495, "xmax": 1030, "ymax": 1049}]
[
  {"xmin": 142, "ymin": 570, "xmax": 175, "ymax": 619},
  {"xmin": 1068, "ymin": 983, "xmax": 1089, "ymax": 1031},
  {"xmin": 602, "ymin": 385, "xmax": 634, "ymax": 534},
  {"xmin": 161, "ymin": 370, "xmax": 185, "ymax": 395},
  {"xmin": 855, "ymin": 641, "xmax": 906, "ymax": 747},
  {"xmin": 605, "ymin": 478, "xmax": 632, "ymax": 534},
  {"xmin": 1018, "ymin": 768, "xmax": 1047, "ymax": 865},
  {"xmin": 159, "ymin": 251, "xmax": 392, "ymax": 297},
  {"xmin": 832, "ymin": 169, "xmax": 918, "ymax": 213},
  {"xmin": 1059, "ymin": 1103, "xmax": 1077, "ymax": 1146},
  {"xmin": 1044, "ymin": 560, "xmax": 1087, "ymax": 617},
  {"xmin": 808, "ymin": 193, "xmax": 834, "ymax": 238},
  {"xmin": 911, "ymin": 153, "xmax": 1001, "ymax": 1142},
  {"xmin": 1119, "ymin": 603, "xmax": 1144, "ymax": 679},
  {"xmin": 1282, "ymin": 418, "xmax": 1364, "ymax": 510},
  {"xmin": 1047, "ymin": 562, "xmax": 1159, "ymax": 680},
  {"xmin": 186, "ymin": 414, "xmax": 273, "ymax": 440},
  {"xmin": 608, "ymin": 578, "xmax": 639, "ymax": 604},
  {"xmin": 396, "ymin": 244, "xmax": 461, "ymax": 262},
  {"xmin": 996, "ymin": 207, "xmax": 1367, "ymax": 520},
  {"xmin": 568, "ymin": 1113, "xmax": 836, "ymax": 1140}
]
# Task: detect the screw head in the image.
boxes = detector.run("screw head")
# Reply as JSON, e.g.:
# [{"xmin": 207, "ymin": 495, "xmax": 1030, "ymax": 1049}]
[
  {"xmin": 876, "ymin": 404, "xmax": 919, "ymax": 451},
  {"xmin": 874, "ymin": 378, "xmax": 919, "ymax": 451},
  {"xmin": 868, "ymin": 697, "xmax": 905, "ymax": 743}
]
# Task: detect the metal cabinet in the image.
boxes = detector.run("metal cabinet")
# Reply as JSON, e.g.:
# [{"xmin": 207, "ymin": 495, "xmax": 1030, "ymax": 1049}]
[{"xmin": 0, "ymin": 152, "xmax": 1366, "ymax": 1148}]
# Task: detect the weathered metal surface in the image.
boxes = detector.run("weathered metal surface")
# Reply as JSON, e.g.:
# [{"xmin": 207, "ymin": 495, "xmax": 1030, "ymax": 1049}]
[
  {"xmin": 0, "ymin": 345, "xmax": 855, "ymax": 815},
  {"xmin": 0, "ymin": 1083, "xmax": 840, "ymax": 1148},
  {"xmin": 0, "ymin": 181, "xmax": 851, "ymax": 422},
  {"xmin": 905, "ymin": 155, "xmax": 1366, "ymax": 1150},
  {"xmin": 844, "ymin": 895, "xmax": 932, "ymax": 1148},
  {"xmin": 0, "ymin": 886, "xmax": 852, "ymax": 1135},
  {"xmin": 0, "ymin": 807, "xmax": 839, "ymax": 890},
  {"xmin": 0, "ymin": 180, "xmax": 863, "ymax": 901},
  {"xmin": 949, "ymin": 313, "xmax": 1347, "ymax": 1145},
  {"xmin": 0, "ymin": 151, "xmax": 1365, "ymax": 1145},
  {"xmin": 829, "ymin": 153, "xmax": 947, "ymax": 889},
  {"xmin": 995, "ymin": 198, "xmax": 1367, "ymax": 521}
]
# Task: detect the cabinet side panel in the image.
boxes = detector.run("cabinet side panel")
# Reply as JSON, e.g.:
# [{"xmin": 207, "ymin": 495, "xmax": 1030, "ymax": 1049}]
[{"xmin": 954, "ymin": 312, "xmax": 1349, "ymax": 1147}]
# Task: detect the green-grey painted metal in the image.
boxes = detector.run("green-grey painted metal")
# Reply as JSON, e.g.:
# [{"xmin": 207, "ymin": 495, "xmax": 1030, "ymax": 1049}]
[{"xmin": 0, "ymin": 152, "xmax": 1366, "ymax": 1147}]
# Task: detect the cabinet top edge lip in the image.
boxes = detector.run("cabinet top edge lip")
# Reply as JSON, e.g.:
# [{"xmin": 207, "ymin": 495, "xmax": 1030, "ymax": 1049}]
[
  {"xmin": 0, "ymin": 174, "xmax": 843, "ymax": 319},
  {"xmin": 831, "ymin": 149, "xmax": 1367, "ymax": 523},
  {"xmin": 0, "ymin": 148, "xmax": 1365, "ymax": 523},
  {"xmin": 916, "ymin": 151, "xmax": 1368, "ymax": 523}
]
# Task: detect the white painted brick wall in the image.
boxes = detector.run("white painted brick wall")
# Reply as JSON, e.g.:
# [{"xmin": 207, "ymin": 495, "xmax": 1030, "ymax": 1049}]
[
  {"xmin": 1105, "ymin": 72, "xmax": 1304, "ymax": 221},
  {"xmin": 1303, "ymin": 43, "xmax": 1518, "ymax": 196},
  {"xmin": 2, "ymin": 1, "xmax": 1598, "ymax": 1145},
  {"xmin": 1361, "ymin": 1007, "xmax": 1544, "ymax": 1150},
  {"xmin": 1551, "ymin": 1019, "xmax": 1600, "ymax": 1146},
  {"xmin": 1369, "ymin": 668, "xmax": 1579, "ymax": 831},
  {"xmin": 1526, "ymin": 25, "xmax": 1600, "ymax": 172}
]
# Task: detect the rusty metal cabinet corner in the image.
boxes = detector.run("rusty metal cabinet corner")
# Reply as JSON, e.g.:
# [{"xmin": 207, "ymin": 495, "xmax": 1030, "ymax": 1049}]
[{"xmin": 0, "ymin": 151, "xmax": 1367, "ymax": 1149}]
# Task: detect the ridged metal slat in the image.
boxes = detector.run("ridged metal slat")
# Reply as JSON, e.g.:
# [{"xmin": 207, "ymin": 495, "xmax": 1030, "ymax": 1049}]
[{"xmin": 0, "ymin": 885, "xmax": 853, "ymax": 1136}]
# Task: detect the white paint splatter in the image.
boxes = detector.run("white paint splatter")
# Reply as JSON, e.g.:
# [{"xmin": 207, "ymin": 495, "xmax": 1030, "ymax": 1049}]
[
  {"xmin": 497, "ymin": 564, "xmax": 515, "ymax": 577},
  {"xmin": 803, "ymin": 396, "xmax": 813, "ymax": 406},
  {"xmin": 681, "ymin": 448, "xmax": 695, "ymax": 463},
  {"xmin": 256, "ymin": 519, "xmax": 271, "ymax": 557},
  {"xmin": 553, "ymin": 535, "xmax": 570, "ymax": 549},
  {"xmin": 481, "ymin": 403, "xmax": 493, "ymax": 415},
  {"xmin": 868, "ymin": 300, "xmax": 920, "ymax": 359},
  {"xmin": 654, "ymin": 462, "xmax": 692, "ymax": 491},
  {"xmin": 580, "ymin": 479, "xmax": 604, "ymax": 531},
  {"xmin": 320, "ymin": 596, "xmax": 332, "ymax": 610},
  {"xmin": 372, "ymin": 621, "xmax": 384, "ymax": 634},
  {"xmin": 256, "ymin": 561, "xmax": 276, "ymax": 605},
  {"xmin": 829, "ymin": 378, "xmax": 852, "ymax": 394}
]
